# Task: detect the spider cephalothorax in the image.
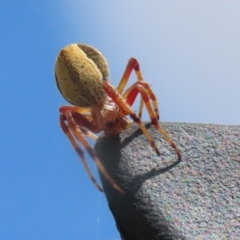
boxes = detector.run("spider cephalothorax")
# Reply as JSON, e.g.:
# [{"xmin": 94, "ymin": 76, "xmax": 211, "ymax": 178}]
[{"xmin": 55, "ymin": 43, "xmax": 181, "ymax": 194}]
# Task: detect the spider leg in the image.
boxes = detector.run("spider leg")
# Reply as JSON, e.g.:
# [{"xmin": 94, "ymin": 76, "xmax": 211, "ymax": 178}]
[
  {"xmin": 103, "ymin": 81, "xmax": 160, "ymax": 156},
  {"xmin": 124, "ymin": 84, "xmax": 181, "ymax": 160},
  {"xmin": 60, "ymin": 113, "xmax": 103, "ymax": 192},
  {"xmin": 60, "ymin": 107, "xmax": 98, "ymax": 141},
  {"xmin": 117, "ymin": 58, "xmax": 146, "ymax": 118},
  {"xmin": 80, "ymin": 127, "xmax": 98, "ymax": 141},
  {"xmin": 122, "ymin": 81, "xmax": 159, "ymax": 120},
  {"xmin": 60, "ymin": 106, "xmax": 100, "ymax": 133},
  {"xmin": 60, "ymin": 110, "xmax": 124, "ymax": 194},
  {"xmin": 60, "ymin": 106, "xmax": 92, "ymax": 120}
]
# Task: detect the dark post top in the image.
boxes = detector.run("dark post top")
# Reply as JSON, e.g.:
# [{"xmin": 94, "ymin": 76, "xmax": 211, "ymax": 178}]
[{"xmin": 95, "ymin": 122, "xmax": 240, "ymax": 240}]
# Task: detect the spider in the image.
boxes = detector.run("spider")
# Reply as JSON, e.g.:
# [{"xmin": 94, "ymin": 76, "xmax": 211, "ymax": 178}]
[{"xmin": 55, "ymin": 43, "xmax": 181, "ymax": 194}]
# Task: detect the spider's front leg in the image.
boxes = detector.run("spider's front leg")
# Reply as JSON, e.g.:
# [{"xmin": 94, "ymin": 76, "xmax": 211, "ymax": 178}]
[
  {"xmin": 117, "ymin": 58, "xmax": 153, "ymax": 119},
  {"xmin": 122, "ymin": 80, "xmax": 159, "ymax": 120},
  {"xmin": 103, "ymin": 81, "xmax": 181, "ymax": 160},
  {"xmin": 122, "ymin": 83, "xmax": 181, "ymax": 160},
  {"xmin": 103, "ymin": 82, "xmax": 161, "ymax": 156},
  {"xmin": 59, "ymin": 107, "xmax": 124, "ymax": 194}
]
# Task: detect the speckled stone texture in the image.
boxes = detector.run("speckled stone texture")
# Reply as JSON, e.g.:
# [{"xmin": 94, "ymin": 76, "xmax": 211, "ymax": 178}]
[{"xmin": 94, "ymin": 123, "xmax": 240, "ymax": 240}]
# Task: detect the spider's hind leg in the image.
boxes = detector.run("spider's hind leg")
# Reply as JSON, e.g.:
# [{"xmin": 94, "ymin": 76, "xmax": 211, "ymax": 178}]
[
  {"xmin": 59, "ymin": 113, "xmax": 103, "ymax": 192},
  {"xmin": 59, "ymin": 110, "xmax": 125, "ymax": 194}
]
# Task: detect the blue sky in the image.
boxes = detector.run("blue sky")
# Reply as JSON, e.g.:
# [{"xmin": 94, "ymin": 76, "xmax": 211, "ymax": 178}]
[{"xmin": 0, "ymin": 1, "xmax": 239, "ymax": 239}]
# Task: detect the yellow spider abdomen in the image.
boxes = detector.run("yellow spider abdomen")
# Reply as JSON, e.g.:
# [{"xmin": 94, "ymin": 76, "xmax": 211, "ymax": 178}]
[{"xmin": 55, "ymin": 44, "xmax": 110, "ymax": 107}]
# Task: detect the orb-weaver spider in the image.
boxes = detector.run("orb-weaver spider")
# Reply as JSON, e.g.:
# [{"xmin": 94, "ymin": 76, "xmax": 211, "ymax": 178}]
[{"xmin": 55, "ymin": 44, "xmax": 181, "ymax": 194}]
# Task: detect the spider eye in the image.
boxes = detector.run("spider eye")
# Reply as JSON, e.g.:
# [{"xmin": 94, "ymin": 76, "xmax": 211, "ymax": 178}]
[{"xmin": 106, "ymin": 121, "xmax": 114, "ymax": 129}]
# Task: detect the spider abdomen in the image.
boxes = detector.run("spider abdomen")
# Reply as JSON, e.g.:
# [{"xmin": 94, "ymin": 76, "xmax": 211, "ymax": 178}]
[{"xmin": 55, "ymin": 44, "xmax": 110, "ymax": 107}]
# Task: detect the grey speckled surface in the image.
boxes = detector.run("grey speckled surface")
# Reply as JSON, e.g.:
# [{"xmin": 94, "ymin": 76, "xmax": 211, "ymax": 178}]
[{"xmin": 95, "ymin": 122, "xmax": 240, "ymax": 240}]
